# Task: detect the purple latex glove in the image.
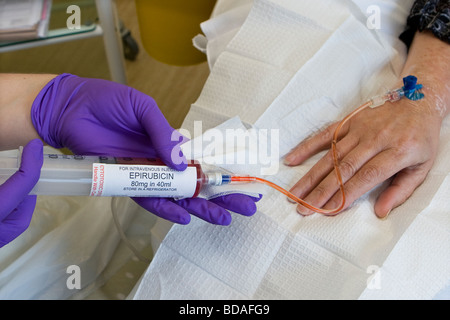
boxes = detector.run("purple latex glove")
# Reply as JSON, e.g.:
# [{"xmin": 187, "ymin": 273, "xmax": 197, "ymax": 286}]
[
  {"xmin": 31, "ymin": 73, "xmax": 260, "ymax": 225},
  {"xmin": 0, "ymin": 139, "xmax": 43, "ymax": 248}
]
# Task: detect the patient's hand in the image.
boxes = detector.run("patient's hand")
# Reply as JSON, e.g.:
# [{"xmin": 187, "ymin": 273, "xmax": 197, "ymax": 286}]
[
  {"xmin": 284, "ymin": 31, "xmax": 449, "ymax": 219},
  {"xmin": 284, "ymin": 88, "xmax": 443, "ymax": 218}
]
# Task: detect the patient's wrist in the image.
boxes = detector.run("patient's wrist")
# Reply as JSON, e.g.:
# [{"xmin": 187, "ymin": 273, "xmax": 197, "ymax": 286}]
[{"xmin": 399, "ymin": 31, "xmax": 450, "ymax": 120}]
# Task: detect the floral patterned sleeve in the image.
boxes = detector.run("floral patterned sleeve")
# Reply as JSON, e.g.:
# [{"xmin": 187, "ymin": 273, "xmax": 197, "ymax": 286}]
[{"xmin": 400, "ymin": 0, "xmax": 450, "ymax": 48}]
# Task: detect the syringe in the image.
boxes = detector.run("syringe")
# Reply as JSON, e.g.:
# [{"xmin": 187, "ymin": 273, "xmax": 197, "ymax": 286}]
[
  {"xmin": 0, "ymin": 150, "xmax": 237, "ymax": 199},
  {"xmin": 0, "ymin": 147, "xmax": 346, "ymax": 214}
]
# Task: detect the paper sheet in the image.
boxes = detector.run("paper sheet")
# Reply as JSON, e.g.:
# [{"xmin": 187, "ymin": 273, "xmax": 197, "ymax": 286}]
[
  {"xmin": 134, "ymin": 113, "xmax": 450, "ymax": 299},
  {"xmin": 132, "ymin": 0, "xmax": 450, "ymax": 299}
]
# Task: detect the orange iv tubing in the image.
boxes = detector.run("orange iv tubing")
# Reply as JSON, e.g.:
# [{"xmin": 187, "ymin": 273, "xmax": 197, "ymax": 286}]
[
  {"xmin": 226, "ymin": 76, "xmax": 424, "ymax": 216},
  {"xmin": 229, "ymin": 101, "xmax": 371, "ymax": 216}
]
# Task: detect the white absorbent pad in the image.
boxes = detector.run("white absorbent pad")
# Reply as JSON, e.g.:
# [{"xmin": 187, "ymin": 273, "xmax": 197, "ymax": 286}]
[
  {"xmin": 193, "ymin": 0, "xmax": 253, "ymax": 69},
  {"xmin": 132, "ymin": 0, "xmax": 450, "ymax": 299},
  {"xmin": 134, "ymin": 117, "xmax": 450, "ymax": 300}
]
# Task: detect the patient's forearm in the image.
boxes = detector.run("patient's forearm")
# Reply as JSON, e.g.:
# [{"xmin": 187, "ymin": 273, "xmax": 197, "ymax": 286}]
[
  {"xmin": 0, "ymin": 73, "xmax": 57, "ymax": 151},
  {"xmin": 401, "ymin": 31, "xmax": 450, "ymax": 119}
]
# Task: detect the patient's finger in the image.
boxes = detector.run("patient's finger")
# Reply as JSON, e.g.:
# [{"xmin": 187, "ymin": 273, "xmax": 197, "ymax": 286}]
[
  {"xmin": 321, "ymin": 149, "xmax": 411, "ymax": 216},
  {"xmin": 289, "ymin": 134, "xmax": 358, "ymax": 201},
  {"xmin": 374, "ymin": 163, "xmax": 431, "ymax": 219},
  {"xmin": 294, "ymin": 140, "xmax": 378, "ymax": 215},
  {"xmin": 284, "ymin": 121, "xmax": 345, "ymax": 166}
]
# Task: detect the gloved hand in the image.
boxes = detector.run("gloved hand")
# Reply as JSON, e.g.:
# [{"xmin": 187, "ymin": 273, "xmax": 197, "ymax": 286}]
[
  {"xmin": 31, "ymin": 74, "xmax": 260, "ymax": 225},
  {"xmin": 0, "ymin": 139, "xmax": 43, "ymax": 248}
]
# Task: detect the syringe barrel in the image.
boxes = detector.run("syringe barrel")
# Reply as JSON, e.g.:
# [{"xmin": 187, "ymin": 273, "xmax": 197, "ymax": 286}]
[
  {"xmin": 0, "ymin": 150, "xmax": 206, "ymax": 198},
  {"xmin": 0, "ymin": 150, "xmax": 102, "ymax": 196}
]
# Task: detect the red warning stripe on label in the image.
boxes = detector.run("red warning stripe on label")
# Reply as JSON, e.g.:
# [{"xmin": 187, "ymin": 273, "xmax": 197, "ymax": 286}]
[{"xmin": 90, "ymin": 163, "xmax": 105, "ymax": 196}]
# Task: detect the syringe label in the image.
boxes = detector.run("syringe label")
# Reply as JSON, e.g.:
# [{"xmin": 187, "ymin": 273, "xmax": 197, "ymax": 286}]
[{"xmin": 90, "ymin": 163, "xmax": 197, "ymax": 198}]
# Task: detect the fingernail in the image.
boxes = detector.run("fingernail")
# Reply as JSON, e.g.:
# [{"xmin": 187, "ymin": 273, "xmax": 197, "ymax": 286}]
[
  {"xmin": 287, "ymin": 196, "xmax": 297, "ymax": 204},
  {"xmin": 296, "ymin": 205, "xmax": 313, "ymax": 216},
  {"xmin": 283, "ymin": 154, "xmax": 295, "ymax": 165},
  {"xmin": 287, "ymin": 188, "xmax": 303, "ymax": 204},
  {"xmin": 378, "ymin": 209, "xmax": 391, "ymax": 221}
]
